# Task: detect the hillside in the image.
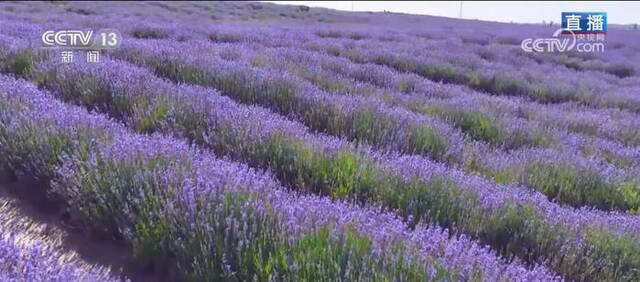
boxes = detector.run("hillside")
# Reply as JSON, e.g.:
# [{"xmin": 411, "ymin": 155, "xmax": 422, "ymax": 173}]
[{"xmin": 0, "ymin": 1, "xmax": 639, "ymax": 281}]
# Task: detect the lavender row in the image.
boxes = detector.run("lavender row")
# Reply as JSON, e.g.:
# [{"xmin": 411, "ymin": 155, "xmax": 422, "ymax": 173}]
[
  {"xmin": 10, "ymin": 46, "xmax": 640, "ymax": 280},
  {"xmin": 195, "ymin": 29, "xmax": 640, "ymax": 151},
  {"xmin": 105, "ymin": 46, "xmax": 636, "ymax": 278},
  {"xmin": 242, "ymin": 43, "xmax": 640, "ymax": 162},
  {"xmin": 99, "ymin": 16, "xmax": 633, "ymax": 158},
  {"xmin": 379, "ymin": 32, "xmax": 634, "ymax": 81},
  {"xmin": 107, "ymin": 14, "xmax": 640, "ymax": 81},
  {"xmin": 307, "ymin": 31, "xmax": 635, "ymax": 90},
  {"xmin": 8, "ymin": 0, "xmax": 636, "ymax": 91},
  {"xmin": 112, "ymin": 39, "xmax": 466, "ymax": 164},
  {"xmin": 1, "ymin": 19, "xmax": 639, "ymax": 279},
  {"xmin": 267, "ymin": 41, "xmax": 640, "ymax": 148},
  {"xmin": 100, "ymin": 36, "xmax": 640, "ymax": 225},
  {"xmin": 106, "ymin": 18, "xmax": 640, "ymax": 108},
  {"xmin": 10, "ymin": 10, "xmax": 640, "ymax": 151},
  {"xmin": 1, "ymin": 18, "xmax": 636, "ymax": 227},
  {"xmin": 147, "ymin": 21, "xmax": 640, "ymax": 149},
  {"xmin": 282, "ymin": 48, "xmax": 640, "ymax": 171},
  {"xmin": 0, "ymin": 74, "xmax": 558, "ymax": 281},
  {"xmin": 239, "ymin": 44, "xmax": 640, "ymax": 211},
  {"xmin": 15, "ymin": 12, "xmax": 640, "ymax": 152},
  {"xmin": 249, "ymin": 45, "xmax": 552, "ymax": 149},
  {"xmin": 304, "ymin": 36, "xmax": 640, "ymax": 113},
  {"xmin": 309, "ymin": 25, "xmax": 640, "ymax": 78},
  {"xmin": 104, "ymin": 38, "xmax": 640, "ymax": 213}
]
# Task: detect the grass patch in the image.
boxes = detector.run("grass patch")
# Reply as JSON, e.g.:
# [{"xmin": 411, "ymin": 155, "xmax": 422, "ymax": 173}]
[
  {"xmin": 526, "ymin": 163, "xmax": 639, "ymax": 211},
  {"xmin": 422, "ymin": 106, "xmax": 503, "ymax": 145}
]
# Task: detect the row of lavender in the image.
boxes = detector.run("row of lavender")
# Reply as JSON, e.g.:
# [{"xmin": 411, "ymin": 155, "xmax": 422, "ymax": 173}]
[
  {"xmin": 310, "ymin": 29, "xmax": 637, "ymax": 83},
  {"xmin": 228, "ymin": 40, "xmax": 640, "ymax": 166},
  {"xmin": 91, "ymin": 19, "xmax": 640, "ymax": 156},
  {"xmin": 202, "ymin": 24, "xmax": 637, "ymax": 133},
  {"xmin": 99, "ymin": 12, "xmax": 639, "ymax": 82},
  {"xmin": 304, "ymin": 34, "xmax": 640, "ymax": 112},
  {"xmin": 108, "ymin": 37, "xmax": 640, "ymax": 214},
  {"xmin": 111, "ymin": 20, "xmax": 640, "ymax": 113},
  {"xmin": 235, "ymin": 42, "xmax": 640, "ymax": 209},
  {"xmin": 9, "ymin": 10, "xmax": 640, "ymax": 151},
  {"xmin": 252, "ymin": 42, "xmax": 640, "ymax": 149},
  {"xmin": 1, "ymin": 31, "xmax": 638, "ymax": 280},
  {"xmin": 100, "ymin": 37, "xmax": 640, "ymax": 281},
  {"xmin": 127, "ymin": 22, "xmax": 640, "ymax": 150},
  {"xmin": 0, "ymin": 74, "xmax": 556, "ymax": 280},
  {"xmin": 1, "ymin": 9, "xmax": 640, "ymax": 278},
  {"xmin": 277, "ymin": 22, "xmax": 640, "ymax": 79},
  {"xmin": 5, "ymin": 1, "xmax": 638, "ymax": 108}
]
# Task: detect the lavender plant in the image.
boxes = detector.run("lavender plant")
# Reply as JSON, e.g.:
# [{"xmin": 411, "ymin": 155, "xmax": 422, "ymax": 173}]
[
  {"xmin": 0, "ymin": 75, "xmax": 559, "ymax": 281},
  {"xmin": 0, "ymin": 3, "xmax": 639, "ymax": 281},
  {"xmin": 6, "ymin": 52, "xmax": 639, "ymax": 280}
]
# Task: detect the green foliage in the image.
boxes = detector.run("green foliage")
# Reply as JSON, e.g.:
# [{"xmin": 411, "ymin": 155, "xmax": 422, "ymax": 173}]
[
  {"xmin": 134, "ymin": 202, "xmax": 172, "ymax": 267},
  {"xmin": 424, "ymin": 106, "xmax": 503, "ymax": 144},
  {"xmin": 408, "ymin": 126, "xmax": 449, "ymax": 162},
  {"xmin": 620, "ymin": 182, "xmax": 640, "ymax": 213},
  {"xmin": 379, "ymin": 176, "xmax": 475, "ymax": 228},
  {"xmin": 526, "ymin": 163, "xmax": 639, "ymax": 211},
  {"xmin": 241, "ymin": 226, "xmax": 437, "ymax": 281},
  {"xmin": 258, "ymin": 135, "xmax": 328, "ymax": 193},
  {"xmin": 466, "ymin": 72, "xmax": 529, "ymax": 97},
  {"xmin": 480, "ymin": 205, "xmax": 554, "ymax": 262},
  {"xmin": 295, "ymin": 67, "xmax": 351, "ymax": 94},
  {"xmin": 0, "ymin": 49, "xmax": 47, "ymax": 78},
  {"xmin": 3, "ymin": 51, "xmax": 35, "ymax": 76},
  {"xmin": 32, "ymin": 69, "xmax": 134, "ymax": 119},
  {"xmin": 350, "ymin": 109, "xmax": 377, "ymax": 143},
  {"xmin": 256, "ymin": 135, "xmax": 378, "ymax": 201},
  {"xmin": 582, "ymin": 230, "xmax": 640, "ymax": 281},
  {"xmin": 493, "ymin": 168, "xmax": 518, "ymax": 184},
  {"xmin": 134, "ymin": 98, "xmax": 170, "ymax": 133},
  {"xmin": 396, "ymin": 78, "xmax": 417, "ymax": 94},
  {"xmin": 0, "ymin": 123, "xmax": 70, "ymax": 179},
  {"xmin": 328, "ymin": 152, "xmax": 376, "ymax": 202}
]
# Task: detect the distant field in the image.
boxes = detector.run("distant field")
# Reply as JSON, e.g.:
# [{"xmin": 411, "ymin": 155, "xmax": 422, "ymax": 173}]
[{"xmin": 1, "ymin": 1, "xmax": 639, "ymax": 281}]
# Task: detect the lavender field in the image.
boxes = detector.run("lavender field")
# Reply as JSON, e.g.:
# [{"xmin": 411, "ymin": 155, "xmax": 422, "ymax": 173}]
[{"xmin": 0, "ymin": 1, "xmax": 639, "ymax": 281}]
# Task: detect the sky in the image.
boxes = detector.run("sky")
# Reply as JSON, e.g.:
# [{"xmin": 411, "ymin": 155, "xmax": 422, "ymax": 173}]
[{"xmin": 264, "ymin": 1, "xmax": 640, "ymax": 25}]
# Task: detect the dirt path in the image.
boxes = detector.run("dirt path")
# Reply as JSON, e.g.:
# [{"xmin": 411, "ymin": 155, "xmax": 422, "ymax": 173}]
[{"xmin": 0, "ymin": 164, "xmax": 169, "ymax": 282}]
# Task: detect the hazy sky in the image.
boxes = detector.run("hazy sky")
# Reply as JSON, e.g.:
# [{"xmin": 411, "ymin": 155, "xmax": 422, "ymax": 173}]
[{"xmin": 265, "ymin": 1, "xmax": 639, "ymax": 24}]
